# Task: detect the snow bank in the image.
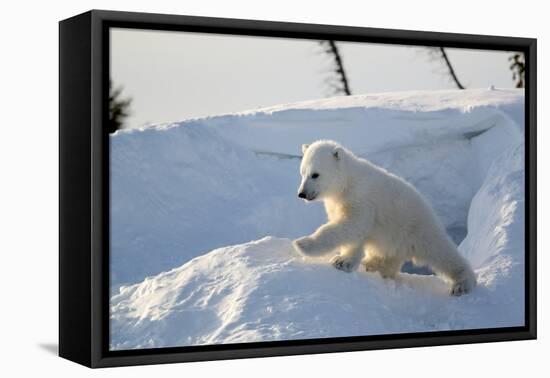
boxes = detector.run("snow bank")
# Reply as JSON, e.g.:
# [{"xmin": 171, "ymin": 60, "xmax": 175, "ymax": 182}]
[
  {"xmin": 110, "ymin": 89, "xmax": 525, "ymax": 349},
  {"xmin": 110, "ymin": 89, "xmax": 523, "ymax": 287}
]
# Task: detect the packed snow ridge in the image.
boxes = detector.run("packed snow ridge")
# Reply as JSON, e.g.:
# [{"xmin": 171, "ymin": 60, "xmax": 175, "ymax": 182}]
[{"xmin": 110, "ymin": 89, "xmax": 525, "ymax": 350}]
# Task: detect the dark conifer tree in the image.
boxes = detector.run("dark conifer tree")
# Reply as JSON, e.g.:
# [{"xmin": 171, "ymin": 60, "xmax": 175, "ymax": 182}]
[
  {"xmin": 319, "ymin": 40, "xmax": 352, "ymax": 96},
  {"xmin": 509, "ymin": 52, "xmax": 525, "ymax": 88},
  {"xmin": 109, "ymin": 81, "xmax": 132, "ymax": 134}
]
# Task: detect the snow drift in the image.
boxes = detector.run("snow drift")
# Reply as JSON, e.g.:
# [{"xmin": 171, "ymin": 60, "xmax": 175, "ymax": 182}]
[{"xmin": 109, "ymin": 89, "xmax": 525, "ymax": 350}]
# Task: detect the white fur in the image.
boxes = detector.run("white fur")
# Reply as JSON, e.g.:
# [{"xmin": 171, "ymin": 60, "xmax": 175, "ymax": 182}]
[{"xmin": 293, "ymin": 140, "xmax": 476, "ymax": 296}]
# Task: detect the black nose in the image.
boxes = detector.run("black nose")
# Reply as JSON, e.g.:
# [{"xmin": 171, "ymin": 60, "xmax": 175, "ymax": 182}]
[{"xmin": 298, "ymin": 192, "xmax": 306, "ymax": 199}]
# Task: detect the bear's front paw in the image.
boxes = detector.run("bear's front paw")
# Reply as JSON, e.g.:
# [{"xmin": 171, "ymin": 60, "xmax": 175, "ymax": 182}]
[
  {"xmin": 293, "ymin": 236, "xmax": 316, "ymax": 256},
  {"xmin": 330, "ymin": 255, "xmax": 358, "ymax": 273},
  {"xmin": 362, "ymin": 258, "xmax": 383, "ymax": 272}
]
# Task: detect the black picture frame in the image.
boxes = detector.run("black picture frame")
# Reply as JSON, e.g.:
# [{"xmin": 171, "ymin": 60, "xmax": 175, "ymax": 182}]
[{"xmin": 59, "ymin": 9, "xmax": 537, "ymax": 368}]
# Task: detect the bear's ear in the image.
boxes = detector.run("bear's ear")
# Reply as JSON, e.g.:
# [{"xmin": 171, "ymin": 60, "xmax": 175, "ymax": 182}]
[
  {"xmin": 301, "ymin": 144, "xmax": 310, "ymax": 154},
  {"xmin": 332, "ymin": 146, "xmax": 343, "ymax": 160}
]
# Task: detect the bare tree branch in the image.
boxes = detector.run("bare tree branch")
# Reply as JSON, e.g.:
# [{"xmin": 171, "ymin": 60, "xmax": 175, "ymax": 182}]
[
  {"xmin": 438, "ymin": 47, "xmax": 465, "ymax": 89},
  {"xmin": 422, "ymin": 47, "xmax": 465, "ymax": 90}
]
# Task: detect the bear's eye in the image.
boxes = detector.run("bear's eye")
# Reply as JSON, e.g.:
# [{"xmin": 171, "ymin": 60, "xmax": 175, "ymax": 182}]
[{"xmin": 311, "ymin": 173, "xmax": 320, "ymax": 179}]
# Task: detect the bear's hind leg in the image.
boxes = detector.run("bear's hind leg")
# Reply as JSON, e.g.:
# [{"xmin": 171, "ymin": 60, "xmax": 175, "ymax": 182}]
[
  {"xmin": 418, "ymin": 242, "xmax": 477, "ymax": 296},
  {"xmin": 449, "ymin": 266, "xmax": 477, "ymax": 296}
]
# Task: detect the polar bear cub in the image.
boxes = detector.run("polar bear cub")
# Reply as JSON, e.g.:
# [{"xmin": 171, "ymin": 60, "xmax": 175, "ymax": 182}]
[{"xmin": 293, "ymin": 140, "xmax": 476, "ymax": 296}]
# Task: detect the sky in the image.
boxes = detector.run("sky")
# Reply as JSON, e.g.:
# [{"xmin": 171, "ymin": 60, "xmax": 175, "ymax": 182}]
[{"xmin": 110, "ymin": 28, "xmax": 520, "ymax": 129}]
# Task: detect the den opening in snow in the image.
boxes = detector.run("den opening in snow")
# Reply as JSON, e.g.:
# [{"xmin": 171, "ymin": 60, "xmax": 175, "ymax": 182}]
[{"xmin": 109, "ymin": 89, "xmax": 525, "ymax": 350}]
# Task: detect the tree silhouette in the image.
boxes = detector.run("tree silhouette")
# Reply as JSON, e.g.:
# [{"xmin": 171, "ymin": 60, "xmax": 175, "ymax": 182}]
[
  {"xmin": 509, "ymin": 52, "xmax": 525, "ymax": 88},
  {"xmin": 109, "ymin": 81, "xmax": 132, "ymax": 134},
  {"xmin": 319, "ymin": 40, "xmax": 352, "ymax": 96},
  {"xmin": 438, "ymin": 47, "xmax": 465, "ymax": 89},
  {"xmin": 425, "ymin": 47, "xmax": 465, "ymax": 89}
]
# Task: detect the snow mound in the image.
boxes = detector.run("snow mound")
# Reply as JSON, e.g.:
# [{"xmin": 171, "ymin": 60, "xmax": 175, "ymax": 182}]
[
  {"xmin": 110, "ymin": 89, "xmax": 523, "ymax": 287},
  {"xmin": 110, "ymin": 89, "xmax": 525, "ymax": 349},
  {"xmin": 111, "ymin": 141, "xmax": 524, "ymax": 348}
]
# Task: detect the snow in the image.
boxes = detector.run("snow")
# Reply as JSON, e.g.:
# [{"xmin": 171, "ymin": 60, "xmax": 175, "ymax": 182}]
[{"xmin": 109, "ymin": 88, "xmax": 525, "ymax": 350}]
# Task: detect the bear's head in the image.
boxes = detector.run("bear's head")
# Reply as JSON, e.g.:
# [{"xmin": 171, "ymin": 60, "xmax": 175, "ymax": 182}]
[{"xmin": 297, "ymin": 140, "xmax": 348, "ymax": 201}]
